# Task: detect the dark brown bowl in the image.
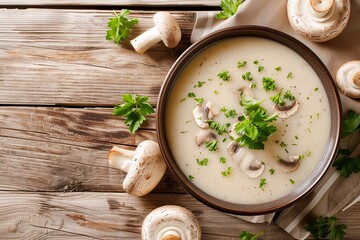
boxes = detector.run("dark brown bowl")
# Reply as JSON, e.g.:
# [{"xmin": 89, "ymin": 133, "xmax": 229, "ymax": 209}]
[{"xmin": 156, "ymin": 26, "xmax": 341, "ymax": 215}]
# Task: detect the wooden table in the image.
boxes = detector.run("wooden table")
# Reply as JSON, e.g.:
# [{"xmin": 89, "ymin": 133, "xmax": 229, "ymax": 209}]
[{"xmin": 0, "ymin": 1, "xmax": 359, "ymax": 239}]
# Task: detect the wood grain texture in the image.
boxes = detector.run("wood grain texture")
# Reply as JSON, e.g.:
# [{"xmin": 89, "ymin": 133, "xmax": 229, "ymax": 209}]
[
  {"xmin": 0, "ymin": 9, "xmax": 196, "ymax": 106},
  {"xmin": 0, "ymin": 106, "xmax": 184, "ymax": 193},
  {"xmin": 0, "ymin": 0, "xmax": 219, "ymax": 7}
]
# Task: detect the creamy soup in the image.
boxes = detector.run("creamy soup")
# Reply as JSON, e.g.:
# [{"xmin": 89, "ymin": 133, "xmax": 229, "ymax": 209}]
[{"xmin": 165, "ymin": 37, "xmax": 330, "ymax": 204}]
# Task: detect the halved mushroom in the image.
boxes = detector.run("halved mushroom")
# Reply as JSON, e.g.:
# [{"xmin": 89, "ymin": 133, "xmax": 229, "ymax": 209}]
[
  {"xmin": 228, "ymin": 123, "xmax": 239, "ymax": 140},
  {"xmin": 336, "ymin": 60, "xmax": 360, "ymax": 99},
  {"xmin": 228, "ymin": 141, "xmax": 265, "ymax": 178},
  {"xmin": 277, "ymin": 155, "xmax": 300, "ymax": 173},
  {"xmin": 195, "ymin": 128, "xmax": 216, "ymax": 146},
  {"xmin": 273, "ymin": 99, "xmax": 300, "ymax": 119},
  {"xmin": 192, "ymin": 101, "xmax": 219, "ymax": 128},
  {"xmin": 108, "ymin": 140, "xmax": 166, "ymax": 196},
  {"xmin": 141, "ymin": 205, "xmax": 201, "ymax": 240}
]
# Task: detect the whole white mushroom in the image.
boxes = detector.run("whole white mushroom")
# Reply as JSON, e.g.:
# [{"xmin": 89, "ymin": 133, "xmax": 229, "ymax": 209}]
[
  {"xmin": 336, "ymin": 60, "xmax": 360, "ymax": 99},
  {"xmin": 108, "ymin": 140, "xmax": 166, "ymax": 196},
  {"xmin": 141, "ymin": 205, "xmax": 201, "ymax": 240},
  {"xmin": 130, "ymin": 12, "xmax": 182, "ymax": 54}
]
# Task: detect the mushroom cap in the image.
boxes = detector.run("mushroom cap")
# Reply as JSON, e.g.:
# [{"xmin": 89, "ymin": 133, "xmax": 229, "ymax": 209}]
[
  {"xmin": 278, "ymin": 155, "xmax": 300, "ymax": 173},
  {"xmin": 141, "ymin": 205, "xmax": 201, "ymax": 240},
  {"xmin": 192, "ymin": 101, "xmax": 219, "ymax": 128},
  {"xmin": 153, "ymin": 12, "xmax": 182, "ymax": 48},
  {"xmin": 195, "ymin": 128, "xmax": 216, "ymax": 146},
  {"xmin": 123, "ymin": 140, "xmax": 166, "ymax": 196},
  {"xmin": 232, "ymin": 146, "xmax": 265, "ymax": 178},
  {"xmin": 273, "ymin": 99, "xmax": 300, "ymax": 119},
  {"xmin": 287, "ymin": 0, "xmax": 350, "ymax": 42},
  {"xmin": 336, "ymin": 60, "xmax": 360, "ymax": 99}
]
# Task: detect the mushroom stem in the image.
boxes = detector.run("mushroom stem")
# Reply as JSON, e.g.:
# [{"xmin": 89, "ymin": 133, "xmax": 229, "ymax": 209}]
[
  {"xmin": 130, "ymin": 26, "xmax": 162, "ymax": 54},
  {"xmin": 350, "ymin": 70, "xmax": 360, "ymax": 87},
  {"xmin": 310, "ymin": 0, "xmax": 334, "ymax": 18},
  {"xmin": 108, "ymin": 146, "xmax": 135, "ymax": 172},
  {"xmin": 160, "ymin": 228, "xmax": 181, "ymax": 240}
]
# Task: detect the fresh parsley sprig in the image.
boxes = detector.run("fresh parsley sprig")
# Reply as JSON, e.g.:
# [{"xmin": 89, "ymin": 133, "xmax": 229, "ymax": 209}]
[
  {"xmin": 304, "ymin": 216, "xmax": 347, "ymax": 240},
  {"xmin": 332, "ymin": 110, "xmax": 360, "ymax": 178},
  {"xmin": 106, "ymin": 9, "xmax": 139, "ymax": 45},
  {"xmin": 113, "ymin": 94, "xmax": 154, "ymax": 133},
  {"xmin": 235, "ymin": 94, "xmax": 278, "ymax": 150},
  {"xmin": 216, "ymin": 0, "xmax": 246, "ymax": 19}
]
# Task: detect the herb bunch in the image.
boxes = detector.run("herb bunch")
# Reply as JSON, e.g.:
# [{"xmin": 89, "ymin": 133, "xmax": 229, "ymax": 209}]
[
  {"xmin": 216, "ymin": 0, "xmax": 246, "ymax": 19},
  {"xmin": 106, "ymin": 9, "xmax": 139, "ymax": 44},
  {"xmin": 304, "ymin": 216, "xmax": 346, "ymax": 240}
]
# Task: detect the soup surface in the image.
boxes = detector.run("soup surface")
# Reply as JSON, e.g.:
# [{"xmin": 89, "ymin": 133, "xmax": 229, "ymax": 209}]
[{"xmin": 165, "ymin": 37, "xmax": 330, "ymax": 204}]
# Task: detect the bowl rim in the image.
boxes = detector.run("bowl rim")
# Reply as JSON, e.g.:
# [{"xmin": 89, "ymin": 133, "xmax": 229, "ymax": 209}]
[{"xmin": 156, "ymin": 25, "xmax": 341, "ymax": 215}]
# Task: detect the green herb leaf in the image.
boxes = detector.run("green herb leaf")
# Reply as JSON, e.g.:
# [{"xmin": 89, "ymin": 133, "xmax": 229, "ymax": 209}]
[
  {"xmin": 269, "ymin": 168, "xmax": 275, "ymax": 175},
  {"xmin": 242, "ymin": 71, "xmax": 253, "ymax": 81},
  {"xmin": 290, "ymin": 179, "xmax": 295, "ymax": 184},
  {"xmin": 188, "ymin": 175, "xmax": 194, "ymax": 181},
  {"xmin": 283, "ymin": 90, "xmax": 295, "ymax": 101},
  {"xmin": 205, "ymin": 140, "xmax": 219, "ymax": 151},
  {"xmin": 113, "ymin": 94, "xmax": 154, "ymax": 133},
  {"xmin": 217, "ymin": 70, "xmax": 230, "ymax": 81},
  {"xmin": 253, "ymin": 60, "xmax": 259, "ymax": 64},
  {"xmin": 188, "ymin": 92, "xmax": 196, "ymax": 98},
  {"xmin": 235, "ymin": 94, "xmax": 278, "ymax": 150},
  {"xmin": 216, "ymin": 0, "xmax": 246, "ymax": 19},
  {"xmin": 304, "ymin": 216, "xmax": 347, "ymax": 240},
  {"xmin": 106, "ymin": 9, "xmax": 139, "ymax": 44},
  {"xmin": 225, "ymin": 109, "xmax": 238, "ymax": 118},
  {"xmin": 333, "ymin": 156, "xmax": 360, "ymax": 178},
  {"xmin": 239, "ymin": 230, "xmax": 264, "ymax": 240},
  {"xmin": 287, "ymin": 72, "xmax": 293, "ymax": 79},
  {"xmin": 274, "ymin": 66, "xmax": 281, "ymax": 71},
  {"xmin": 250, "ymin": 82, "xmax": 257, "ymax": 89},
  {"xmin": 206, "ymin": 120, "xmax": 230, "ymax": 135},
  {"xmin": 259, "ymin": 178, "xmax": 266, "ymax": 190},
  {"xmin": 258, "ymin": 65, "xmax": 264, "ymax": 72},
  {"xmin": 237, "ymin": 60, "xmax": 247, "ymax": 68},
  {"xmin": 196, "ymin": 158, "xmax": 209, "ymax": 166},
  {"xmin": 220, "ymin": 157, "xmax": 227, "ymax": 164},
  {"xmin": 221, "ymin": 167, "xmax": 232, "ymax": 176},
  {"xmin": 340, "ymin": 110, "xmax": 360, "ymax": 139},
  {"xmin": 195, "ymin": 97, "xmax": 204, "ymax": 105},
  {"xmin": 262, "ymin": 77, "xmax": 276, "ymax": 92},
  {"xmin": 270, "ymin": 90, "xmax": 285, "ymax": 105},
  {"xmin": 195, "ymin": 81, "xmax": 206, "ymax": 88}
]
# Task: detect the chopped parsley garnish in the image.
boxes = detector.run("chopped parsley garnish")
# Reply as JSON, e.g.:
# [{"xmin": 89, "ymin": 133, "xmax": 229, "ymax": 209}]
[
  {"xmin": 113, "ymin": 94, "xmax": 154, "ymax": 133},
  {"xmin": 195, "ymin": 81, "xmax": 206, "ymax": 88},
  {"xmin": 262, "ymin": 77, "xmax": 276, "ymax": 91},
  {"xmin": 284, "ymin": 90, "xmax": 295, "ymax": 101},
  {"xmin": 258, "ymin": 65, "xmax": 264, "ymax": 72},
  {"xmin": 242, "ymin": 71, "xmax": 253, "ymax": 81},
  {"xmin": 290, "ymin": 179, "xmax": 295, "ymax": 184},
  {"xmin": 287, "ymin": 72, "xmax": 293, "ymax": 79},
  {"xmin": 270, "ymin": 90, "xmax": 285, "ymax": 105},
  {"xmin": 188, "ymin": 92, "xmax": 196, "ymax": 98},
  {"xmin": 250, "ymin": 82, "xmax": 257, "ymax": 89},
  {"xmin": 307, "ymin": 150, "xmax": 312, "ymax": 157},
  {"xmin": 304, "ymin": 216, "xmax": 347, "ymax": 240},
  {"xmin": 180, "ymin": 98, "xmax": 186, "ymax": 102},
  {"xmin": 220, "ymin": 157, "xmax": 227, "ymax": 164},
  {"xmin": 216, "ymin": 0, "xmax": 246, "ymax": 19},
  {"xmin": 221, "ymin": 167, "xmax": 232, "ymax": 176},
  {"xmin": 279, "ymin": 141, "xmax": 287, "ymax": 148},
  {"xmin": 314, "ymin": 87, "xmax": 319, "ymax": 92},
  {"xmin": 214, "ymin": 90, "xmax": 219, "ymax": 95},
  {"xmin": 239, "ymin": 230, "xmax": 264, "ymax": 240},
  {"xmin": 207, "ymin": 120, "xmax": 230, "ymax": 135},
  {"xmin": 220, "ymin": 106, "xmax": 227, "ymax": 112},
  {"xmin": 237, "ymin": 60, "xmax": 247, "ymax": 68},
  {"xmin": 196, "ymin": 157, "xmax": 209, "ymax": 166},
  {"xmin": 205, "ymin": 140, "xmax": 219, "ymax": 151},
  {"xmin": 269, "ymin": 168, "xmax": 275, "ymax": 175},
  {"xmin": 235, "ymin": 94, "xmax": 278, "ymax": 150},
  {"xmin": 195, "ymin": 97, "xmax": 204, "ymax": 105},
  {"xmin": 259, "ymin": 178, "xmax": 266, "ymax": 190},
  {"xmin": 106, "ymin": 9, "xmax": 139, "ymax": 45},
  {"xmin": 253, "ymin": 60, "xmax": 259, "ymax": 64},
  {"xmin": 217, "ymin": 70, "xmax": 230, "ymax": 81},
  {"xmin": 225, "ymin": 109, "xmax": 237, "ymax": 118},
  {"xmin": 188, "ymin": 175, "xmax": 195, "ymax": 181},
  {"xmin": 274, "ymin": 66, "xmax": 281, "ymax": 71},
  {"xmin": 299, "ymin": 154, "xmax": 305, "ymax": 160}
]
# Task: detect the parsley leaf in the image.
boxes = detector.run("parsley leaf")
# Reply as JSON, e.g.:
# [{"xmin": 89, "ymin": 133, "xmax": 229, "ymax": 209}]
[
  {"xmin": 217, "ymin": 70, "xmax": 230, "ymax": 81},
  {"xmin": 188, "ymin": 175, "xmax": 194, "ymax": 181},
  {"xmin": 216, "ymin": 0, "xmax": 246, "ymax": 19},
  {"xmin": 239, "ymin": 230, "xmax": 264, "ymax": 240},
  {"xmin": 258, "ymin": 65, "xmax": 264, "ymax": 72},
  {"xmin": 196, "ymin": 158, "xmax": 209, "ymax": 166},
  {"xmin": 287, "ymin": 72, "xmax": 293, "ymax": 79},
  {"xmin": 333, "ymin": 156, "xmax": 360, "ymax": 178},
  {"xmin": 274, "ymin": 66, "xmax": 281, "ymax": 71},
  {"xmin": 221, "ymin": 167, "xmax": 232, "ymax": 176},
  {"xmin": 242, "ymin": 71, "xmax": 253, "ymax": 81},
  {"xmin": 225, "ymin": 109, "xmax": 237, "ymax": 118},
  {"xmin": 270, "ymin": 90, "xmax": 285, "ymax": 105},
  {"xmin": 237, "ymin": 60, "xmax": 247, "ymax": 68},
  {"xmin": 220, "ymin": 157, "xmax": 227, "ymax": 164},
  {"xmin": 262, "ymin": 77, "xmax": 276, "ymax": 91},
  {"xmin": 304, "ymin": 216, "xmax": 347, "ymax": 240},
  {"xmin": 283, "ymin": 90, "xmax": 295, "ymax": 101},
  {"xmin": 106, "ymin": 9, "xmax": 139, "ymax": 45},
  {"xmin": 259, "ymin": 178, "xmax": 266, "ymax": 190},
  {"xmin": 235, "ymin": 94, "xmax": 278, "ymax": 150},
  {"xmin": 113, "ymin": 94, "xmax": 154, "ymax": 133},
  {"xmin": 205, "ymin": 140, "xmax": 219, "ymax": 151},
  {"xmin": 340, "ymin": 110, "xmax": 360, "ymax": 139}
]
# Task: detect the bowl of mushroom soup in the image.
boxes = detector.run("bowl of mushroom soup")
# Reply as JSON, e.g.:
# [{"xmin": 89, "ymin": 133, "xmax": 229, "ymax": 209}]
[{"xmin": 156, "ymin": 26, "xmax": 341, "ymax": 215}]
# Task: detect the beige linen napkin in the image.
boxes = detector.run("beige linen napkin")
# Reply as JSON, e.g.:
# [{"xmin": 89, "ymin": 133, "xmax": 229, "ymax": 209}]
[{"xmin": 191, "ymin": 0, "xmax": 360, "ymax": 239}]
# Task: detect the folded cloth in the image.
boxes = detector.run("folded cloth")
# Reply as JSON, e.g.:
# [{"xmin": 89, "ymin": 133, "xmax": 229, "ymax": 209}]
[{"xmin": 191, "ymin": 0, "xmax": 360, "ymax": 239}]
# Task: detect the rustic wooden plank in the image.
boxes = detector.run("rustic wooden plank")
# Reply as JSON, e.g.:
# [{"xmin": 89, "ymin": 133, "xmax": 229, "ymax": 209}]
[
  {"xmin": 0, "ymin": 9, "xmax": 197, "ymax": 106},
  {"xmin": 0, "ymin": 191, "xmax": 294, "ymax": 239},
  {"xmin": 0, "ymin": 106, "xmax": 184, "ymax": 193},
  {"xmin": 0, "ymin": 0, "xmax": 219, "ymax": 7}
]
